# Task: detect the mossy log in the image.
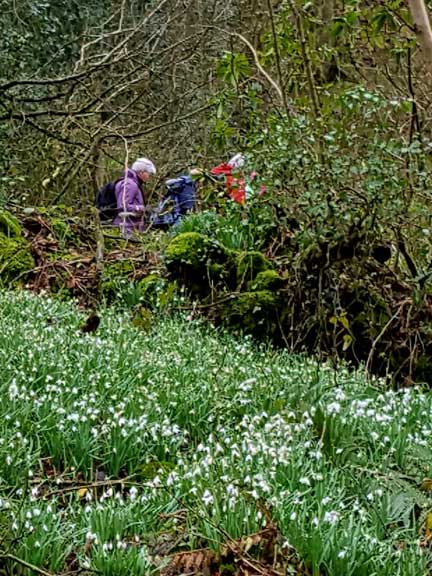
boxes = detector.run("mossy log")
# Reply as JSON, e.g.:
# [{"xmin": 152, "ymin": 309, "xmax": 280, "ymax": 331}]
[
  {"xmin": 222, "ymin": 290, "xmax": 280, "ymax": 338},
  {"xmin": 164, "ymin": 232, "xmax": 235, "ymax": 294},
  {"xmin": 0, "ymin": 236, "xmax": 34, "ymax": 285}
]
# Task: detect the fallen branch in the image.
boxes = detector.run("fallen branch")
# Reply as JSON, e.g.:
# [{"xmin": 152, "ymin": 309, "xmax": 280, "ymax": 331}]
[
  {"xmin": 0, "ymin": 554, "xmax": 56, "ymax": 576},
  {"xmin": 44, "ymin": 476, "xmax": 137, "ymax": 498}
]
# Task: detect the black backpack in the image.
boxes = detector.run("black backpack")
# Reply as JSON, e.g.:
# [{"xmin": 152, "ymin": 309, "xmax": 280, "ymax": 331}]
[{"xmin": 95, "ymin": 180, "xmax": 119, "ymax": 221}]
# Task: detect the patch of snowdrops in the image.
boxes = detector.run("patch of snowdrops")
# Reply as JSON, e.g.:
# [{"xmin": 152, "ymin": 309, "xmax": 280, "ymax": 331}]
[{"xmin": 0, "ymin": 290, "xmax": 431, "ymax": 575}]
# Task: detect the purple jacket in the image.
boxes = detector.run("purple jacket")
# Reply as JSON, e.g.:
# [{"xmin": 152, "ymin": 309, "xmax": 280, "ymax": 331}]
[{"xmin": 114, "ymin": 169, "xmax": 145, "ymax": 235}]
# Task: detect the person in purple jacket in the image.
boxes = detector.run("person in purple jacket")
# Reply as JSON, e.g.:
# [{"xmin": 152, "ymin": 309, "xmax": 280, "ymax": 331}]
[{"xmin": 114, "ymin": 157, "xmax": 156, "ymax": 237}]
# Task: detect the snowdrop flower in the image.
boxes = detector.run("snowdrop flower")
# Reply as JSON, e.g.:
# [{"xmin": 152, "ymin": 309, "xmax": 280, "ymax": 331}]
[
  {"xmin": 324, "ymin": 510, "xmax": 340, "ymax": 524},
  {"xmin": 334, "ymin": 388, "xmax": 346, "ymax": 401},
  {"xmin": 86, "ymin": 531, "xmax": 97, "ymax": 543},
  {"xmin": 8, "ymin": 381, "xmax": 18, "ymax": 399},
  {"xmin": 166, "ymin": 472, "xmax": 178, "ymax": 486},
  {"xmin": 150, "ymin": 476, "xmax": 162, "ymax": 488},
  {"xmin": 202, "ymin": 490, "xmax": 213, "ymax": 506},
  {"xmin": 129, "ymin": 486, "xmax": 138, "ymax": 501},
  {"xmin": 327, "ymin": 402, "xmax": 341, "ymax": 415},
  {"xmin": 102, "ymin": 542, "xmax": 113, "ymax": 553},
  {"xmin": 226, "ymin": 484, "xmax": 238, "ymax": 496}
]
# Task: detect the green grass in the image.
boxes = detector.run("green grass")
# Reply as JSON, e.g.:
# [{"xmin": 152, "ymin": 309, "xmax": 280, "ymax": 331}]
[{"xmin": 0, "ymin": 290, "xmax": 432, "ymax": 574}]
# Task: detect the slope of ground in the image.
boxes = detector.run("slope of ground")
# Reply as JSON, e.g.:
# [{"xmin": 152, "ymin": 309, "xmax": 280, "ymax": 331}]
[{"xmin": 0, "ymin": 291, "xmax": 432, "ymax": 575}]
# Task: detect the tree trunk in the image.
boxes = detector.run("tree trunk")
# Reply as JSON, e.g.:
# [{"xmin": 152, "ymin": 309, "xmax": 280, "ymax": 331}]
[{"xmin": 407, "ymin": 0, "xmax": 432, "ymax": 68}]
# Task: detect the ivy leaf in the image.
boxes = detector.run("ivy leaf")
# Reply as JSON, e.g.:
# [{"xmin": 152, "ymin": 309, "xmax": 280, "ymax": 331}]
[{"xmin": 342, "ymin": 334, "xmax": 352, "ymax": 351}]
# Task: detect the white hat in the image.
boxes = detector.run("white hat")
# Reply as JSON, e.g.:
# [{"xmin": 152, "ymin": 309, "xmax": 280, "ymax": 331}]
[{"xmin": 228, "ymin": 153, "xmax": 245, "ymax": 169}]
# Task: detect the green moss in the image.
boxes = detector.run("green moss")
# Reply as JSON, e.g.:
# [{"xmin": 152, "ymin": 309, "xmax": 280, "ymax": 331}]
[
  {"xmin": 236, "ymin": 251, "xmax": 272, "ymax": 286},
  {"xmin": 100, "ymin": 279, "xmax": 118, "ymax": 302},
  {"xmin": 132, "ymin": 306, "xmax": 153, "ymax": 331},
  {"xmin": 103, "ymin": 259, "xmax": 135, "ymax": 278},
  {"xmin": 50, "ymin": 217, "xmax": 74, "ymax": 245},
  {"xmin": 164, "ymin": 232, "xmax": 234, "ymax": 293},
  {"xmin": 103, "ymin": 228, "xmax": 127, "ymax": 252},
  {"xmin": 230, "ymin": 290, "xmax": 278, "ymax": 315},
  {"xmin": 137, "ymin": 274, "xmax": 168, "ymax": 307},
  {"xmin": 48, "ymin": 250, "xmax": 81, "ymax": 263},
  {"xmin": 248, "ymin": 270, "xmax": 284, "ymax": 292},
  {"xmin": 222, "ymin": 290, "xmax": 280, "ymax": 338},
  {"xmin": 138, "ymin": 460, "xmax": 175, "ymax": 480},
  {"xmin": 100, "ymin": 277, "xmax": 132, "ymax": 303},
  {"xmin": 158, "ymin": 281, "xmax": 180, "ymax": 309},
  {"xmin": 208, "ymin": 262, "xmax": 227, "ymax": 281},
  {"xmin": 165, "ymin": 232, "xmax": 214, "ymax": 268},
  {"xmin": 0, "ymin": 210, "xmax": 23, "ymax": 238},
  {"xmin": 138, "ymin": 273, "xmax": 164, "ymax": 290},
  {"xmin": 100, "ymin": 259, "xmax": 136, "ymax": 302},
  {"xmin": 0, "ymin": 232, "xmax": 34, "ymax": 286},
  {"xmin": 36, "ymin": 204, "xmax": 73, "ymax": 217}
]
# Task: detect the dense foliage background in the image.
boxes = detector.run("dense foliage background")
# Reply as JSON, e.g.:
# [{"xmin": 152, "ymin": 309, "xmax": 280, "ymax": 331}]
[{"xmin": 2, "ymin": 0, "xmax": 432, "ymax": 202}]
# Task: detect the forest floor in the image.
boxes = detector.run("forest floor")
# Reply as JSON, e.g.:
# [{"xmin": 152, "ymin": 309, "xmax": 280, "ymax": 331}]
[{"xmin": 1, "ymin": 290, "xmax": 432, "ymax": 575}]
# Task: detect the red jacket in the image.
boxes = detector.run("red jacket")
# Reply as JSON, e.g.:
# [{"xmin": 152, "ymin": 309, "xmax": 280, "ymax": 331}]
[{"xmin": 210, "ymin": 162, "xmax": 246, "ymax": 204}]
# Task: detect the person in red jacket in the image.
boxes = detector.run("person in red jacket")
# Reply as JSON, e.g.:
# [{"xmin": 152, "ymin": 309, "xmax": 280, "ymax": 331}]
[{"xmin": 210, "ymin": 153, "xmax": 247, "ymax": 204}]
